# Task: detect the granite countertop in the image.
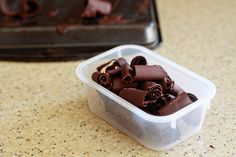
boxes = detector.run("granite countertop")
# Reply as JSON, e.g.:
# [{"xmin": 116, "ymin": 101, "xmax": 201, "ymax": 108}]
[{"xmin": 0, "ymin": 0, "xmax": 236, "ymax": 156}]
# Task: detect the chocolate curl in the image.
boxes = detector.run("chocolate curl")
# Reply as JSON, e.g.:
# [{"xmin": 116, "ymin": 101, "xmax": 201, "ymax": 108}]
[
  {"xmin": 121, "ymin": 64, "xmax": 133, "ymax": 84},
  {"xmin": 119, "ymin": 88, "xmax": 149, "ymax": 108},
  {"xmin": 160, "ymin": 76, "xmax": 174, "ymax": 92},
  {"xmin": 0, "ymin": 0, "xmax": 18, "ymax": 16},
  {"xmin": 187, "ymin": 93, "xmax": 198, "ymax": 102},
  {"xmin": 81, "ymin": 0, "xmax": 112, "ymax": 18},
  {"xmin": 96, "ymin": 59, "xmax": 115, "ymax": 72},
  {"xmin": 105, "ymin": 58, "xmax": 127, "ymax": 71},
  {"xmin": 134, "ymin": 65, "xmax": 167, "ymax": 81},
  {"xmin": 158, "ymin": 92, "xmax": 193, "ymax": 116},
  {"xmin": 169, "ymin": 83, "xmax": 184, "ymax": 96},
  {"xmin": 130, "ymin": 56, "xmax": 147, "ymax": 69},
  {"xmin": 92, "ymin": 72, "xmax": 111, "ymax": 88},
  {"xmin": 159, "ymin": 94, "xmax": 176, "ymax": 104},
  {"xmin": 139, "ymin": 82, "xmax": 162, "ymax": 99},
  {"xmin": 106, "ymin": 67, "xmax": 121, "ymax": 76},
  {"xmin": 112, "ymin": 77, "xmax": 137, "ymax": 94},
  {"xmin": 20, "ymin": 0, "xmax": 41, "ymax": 19},
  {"xmin": 116, "ymin": 58, "xmax": 128, "ymax": 67},
  {"xmin": 106, "ymin": 58, "xmax": 130, "ymax": 78},
  {"xmin": 146, "ymin": 102, "xmax": 164, "ymax": 115}
]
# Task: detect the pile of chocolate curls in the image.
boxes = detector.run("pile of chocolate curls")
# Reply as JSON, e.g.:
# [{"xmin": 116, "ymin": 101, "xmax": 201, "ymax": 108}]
[{"xmin": 92, "ymin": 56, "xmax": 198, "ymax": 116}]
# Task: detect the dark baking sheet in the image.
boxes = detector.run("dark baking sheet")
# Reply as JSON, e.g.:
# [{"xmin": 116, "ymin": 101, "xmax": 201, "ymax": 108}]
[{"xmin": 0, "ymin": 0, "xmax": 162, "ymax": 60}]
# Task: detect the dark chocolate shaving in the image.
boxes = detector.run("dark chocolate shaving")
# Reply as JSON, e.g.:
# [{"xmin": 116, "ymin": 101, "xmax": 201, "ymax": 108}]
[
  {"xmin": 130, "ymin": 55, "xmax": 147, "ymax": 69},
  {"xmin": 160, "ymin": 76, "xmax": 174, "ymax": 91},
  {"xmin": 0, "ymin": 0, "xmax": 18, "ymax": 16},
  {"xmin": 121, "ymin": 64, "xmax": 133, "ymax": 84},
  {"xmin": 81, "ymin": 0, "xmax": 112, "ymax": 18},
  {"xmin": 92, "ymin": 72, "xmax": 111, "ymax": 88},
  {"xmin": 119, "ymin": 88, "xmax": 149, "ymax": 108},
  {"xmin": 169, "ymin": 83, "xmax": 184, "ymax": 96},
  {"xmin": 134, "ymin": 65, "xmax": 167, "ymax": 81},
  {"xmin": 112, "ymin": 77, "xmax": 137, "ymax": 94},
  {"xmin": 139, "ymin": 82, "xmax": 162, "ymax": 99},
  {"xmin": 96, "ymin": 59, "xmax": 115, "ymax": 72},
  {"xmin": 116, "ymin": 58, "xmax": 128, "ymax": 67},
  {"xmin": 159, "ymin": 94, "xmax": 176, "ymax": 104},
  {"xmin": 106, "ymin": 67, "xmax": 122, "ymax": 76},
  {"xmin": 158, "ymin": 92, "xmax": 193, "ymax": 116},
  {"xmin": 187, "ymin": 93, "xmax": 198, "ymax": 102}
]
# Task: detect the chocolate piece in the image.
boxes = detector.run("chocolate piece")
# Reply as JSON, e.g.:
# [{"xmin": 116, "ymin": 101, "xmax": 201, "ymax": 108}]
[
  {"xmin": 0, "ymin": 0, "xmax": 18, "ymax": 16},
  {"xmin": 134, "ymin": 65, "xmax": 167, "ymax": 81},
  {"xmin": 130, "ymin": 56, "xmax": 147, "ymax": 69},
  {"xmin": 112, "ymin": 77, "xmax": 137, "ymax": 94},
  {"xmin": 81, "ymin": 0, "xmax": 112, "ymax": 18},
  {"xmin": 160, "ymin": 76, "xmax": 174, "ymax": 91},
  {"xmin": 106, "ymin": 67, "xmax": 122, "ymax": 76},
  {"xmin": 158, "ymin": 92, "xmax": 193, "ymax": 116},
  {"xmin": 121, "ymin": 64, "xmax": 133, "ymax": 84},
  {"xmin": 92, "ymin": 72, "xmax": 111, "ymax": 88},
  {"xmin": 116, "ymin": 58, "xmax": 128, "ymax": 67},
  {"xmin": 146, "ymin": 102, "xmax": 164, "ymax": 115},
  {"xmin": 169, "ymin": 83, "xmax": 184, "ymax": 96},
  {"xmin": 119, "ymin": 88, "xmax": 149, "ymax": 108},
  {"xmin": 96, "ymin": 59, "xmax": 115, "ymax": 72},
  {"xmin": 159, "ymin": 94, "xmax": 176, "ymax": 104},
  {"xmin": 187, "ymin": 93, "xmax": 198, "ymax": 102},
  {"xmin": 139, "ymin": 82, "xmax": 162, "ymax": 99},
  {"xmin": 20, "ymin": 0, "xmax": 41, "ymax": 20}
]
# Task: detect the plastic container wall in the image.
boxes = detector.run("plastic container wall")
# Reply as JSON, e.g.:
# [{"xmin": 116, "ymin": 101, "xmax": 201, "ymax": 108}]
[{"xmin": 76, "ymin": 45, "xmax": 216, "ymax": 150}]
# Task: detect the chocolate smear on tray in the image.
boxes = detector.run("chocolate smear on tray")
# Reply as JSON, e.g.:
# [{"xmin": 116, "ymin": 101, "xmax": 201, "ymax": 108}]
[{"xmin": 99, "ymin": 15, "xmax": 131, "ymax": 25}]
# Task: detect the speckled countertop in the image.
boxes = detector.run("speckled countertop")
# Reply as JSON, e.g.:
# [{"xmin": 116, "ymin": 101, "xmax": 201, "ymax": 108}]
[{"xmin": 0, "ymin": 0, "xmax": 236, "ymax": 157}]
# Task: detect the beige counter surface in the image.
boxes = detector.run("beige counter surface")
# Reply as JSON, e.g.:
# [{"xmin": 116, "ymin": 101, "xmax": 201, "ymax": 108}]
[{"xmin": 0, "ymin": 0, "xmax": 236, "ymax": 156}]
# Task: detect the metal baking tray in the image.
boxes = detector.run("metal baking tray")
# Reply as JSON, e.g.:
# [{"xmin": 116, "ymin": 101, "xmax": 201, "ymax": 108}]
[{"xmin": 0, "ymin": 0, "xmax": 162, "ymax": 60}]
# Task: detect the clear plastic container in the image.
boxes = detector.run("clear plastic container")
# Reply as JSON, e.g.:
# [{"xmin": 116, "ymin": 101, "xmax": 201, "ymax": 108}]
[{"xmin": 76, "ymin": 45, "xmax": 216, "ymax": 150}]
